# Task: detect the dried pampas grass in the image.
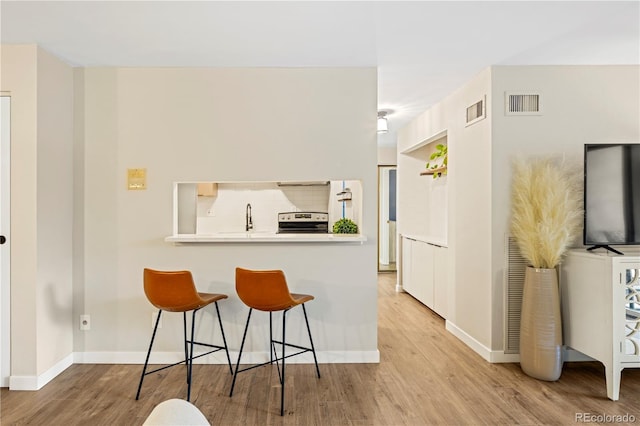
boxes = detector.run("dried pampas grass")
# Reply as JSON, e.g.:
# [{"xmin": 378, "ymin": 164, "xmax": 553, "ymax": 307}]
[{"xmin": 510, "ymin": 157, "xmax": 583, "ymax": 269}]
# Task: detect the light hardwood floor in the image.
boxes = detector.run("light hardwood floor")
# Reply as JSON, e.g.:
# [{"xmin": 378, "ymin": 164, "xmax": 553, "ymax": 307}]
[{"xmin": 2, "ymin": 273, "xmax": 639, "ymax": 425}]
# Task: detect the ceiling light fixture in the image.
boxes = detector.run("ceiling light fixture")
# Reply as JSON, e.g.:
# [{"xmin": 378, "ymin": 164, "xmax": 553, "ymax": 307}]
[{"xmin": 377, "ymin": 111, "xmax": 388, "ymax": 133}]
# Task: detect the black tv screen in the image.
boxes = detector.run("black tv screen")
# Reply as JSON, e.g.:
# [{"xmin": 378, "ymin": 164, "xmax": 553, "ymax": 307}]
[{"xmin": 584, "ymin": 143, "xmax": 640, "ymax": 247}]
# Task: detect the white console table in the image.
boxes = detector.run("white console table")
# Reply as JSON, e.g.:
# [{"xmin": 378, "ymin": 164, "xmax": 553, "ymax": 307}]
[{"xmin": 560, "ymin": 249, "xmax": 640, "ymax": 400}]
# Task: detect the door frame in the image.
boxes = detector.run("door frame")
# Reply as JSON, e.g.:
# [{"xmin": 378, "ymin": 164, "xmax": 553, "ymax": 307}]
[
  {"xmin": 1, "ymin": 96, "xmax": 11, "ymax": 387},
  {"xmin": 377, "ymin": 165, "xmax": 397, "ymax": 272}
]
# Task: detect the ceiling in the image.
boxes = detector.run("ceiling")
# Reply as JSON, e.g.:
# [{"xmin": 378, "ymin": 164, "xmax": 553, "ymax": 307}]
[{"xmin": 2, "ymin": 1, "xmax": 639, "ymax": 147}]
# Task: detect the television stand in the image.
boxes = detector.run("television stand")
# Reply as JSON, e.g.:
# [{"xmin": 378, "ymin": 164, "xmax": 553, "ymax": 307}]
[
  {"xmin": 586, "ymin": 245, "xmax": 624, "ymax": 255},
  {"xmin": 561, "ymin": 249, "xmax": 640, "ymax": 400}
]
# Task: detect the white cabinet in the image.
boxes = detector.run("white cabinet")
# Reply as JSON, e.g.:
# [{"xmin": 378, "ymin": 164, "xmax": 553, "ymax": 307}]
[
  {"xmin": 561, "ymin": 249, "xmax": 640, "ymax": 400},
  {"xmin": 402, "ymin": 237, "xmax": 415, "ymax": 295},
  {"xmin": 401, "ymin": 236, "xmax": 448, "ymax": 318},
  {"xmin": 433, "ymin": 244, "xmax": 448, "ymax": 317},
  {"xmin": 412, "ymin": 240, "xmax": 434, "ymax": 308}
]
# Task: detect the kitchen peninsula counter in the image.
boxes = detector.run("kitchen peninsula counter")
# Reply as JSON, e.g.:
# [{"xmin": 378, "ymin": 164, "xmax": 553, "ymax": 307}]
[{"xmin": 165, "ymin": 233, "xmax": 367, "ymax": 243}]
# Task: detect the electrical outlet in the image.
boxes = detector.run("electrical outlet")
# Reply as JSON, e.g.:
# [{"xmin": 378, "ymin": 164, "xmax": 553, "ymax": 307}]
[
  {"xmin": 152, "ymin": 312, "xmax": 162, "ymax": 329},
  {"xmin": 80, "ymin": 315, "xmax": 90, "ymax": 331}
]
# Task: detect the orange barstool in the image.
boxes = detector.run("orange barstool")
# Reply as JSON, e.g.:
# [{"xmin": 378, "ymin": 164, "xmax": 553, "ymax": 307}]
[
  {"xmin": 136, "ymin": 268, "xmax": 233, "ymax": 401},
  {"xmin": 229, "ymin": 267, "xmax": 321, "ymax": 416}
]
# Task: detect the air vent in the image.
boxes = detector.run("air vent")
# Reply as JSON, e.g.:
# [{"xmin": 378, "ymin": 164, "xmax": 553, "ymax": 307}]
[
  {"xmin": 465, "ymin": 95, "xmax": 486, "ymax": 127},
  {"xmin": 505, "ymin": 92, "xmax": 543, "ymax": 115},
  {"xmin": 504, "ymin": 235, "xmax": 527, "ymax": 354}
]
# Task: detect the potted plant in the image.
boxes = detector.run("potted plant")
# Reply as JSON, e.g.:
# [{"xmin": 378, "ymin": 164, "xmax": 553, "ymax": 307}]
[
  {"xmin": 510, "ymin": 157, "xmax": 582, "ymax": 381},
  {"xmin": 425, "ymin": 143, "xmax": 448, "ymax": 179},
  {"xmin": 332, "ymin": 218, "xmax": 358, "ymax": 234}
]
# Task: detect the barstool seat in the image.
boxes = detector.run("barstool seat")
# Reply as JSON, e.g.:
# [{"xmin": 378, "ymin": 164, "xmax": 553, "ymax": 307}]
[
  {"xmin": 136, "ymin": 268, "xmax": 233, "ymax": 402},
  {"xmin": 229, "ymin": 267, "xmax": 321, "ymax": 416}
]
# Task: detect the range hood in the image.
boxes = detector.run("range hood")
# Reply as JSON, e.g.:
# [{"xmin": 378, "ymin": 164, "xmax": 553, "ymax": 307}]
[{"xmin": 276, "ymin": 181, "xmax": 330, "ymax": 187}]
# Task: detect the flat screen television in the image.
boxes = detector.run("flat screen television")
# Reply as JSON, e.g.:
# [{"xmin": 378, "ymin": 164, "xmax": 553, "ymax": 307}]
[{"xmin": 583, "ymin": 143, "xmax": 640, "ymax": 254}]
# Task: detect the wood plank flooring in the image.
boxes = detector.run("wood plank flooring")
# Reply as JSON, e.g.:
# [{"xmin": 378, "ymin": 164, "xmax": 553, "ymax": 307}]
[{"xmin": 2, "ymin": 273, "xmax": 639, "ymax": 425}]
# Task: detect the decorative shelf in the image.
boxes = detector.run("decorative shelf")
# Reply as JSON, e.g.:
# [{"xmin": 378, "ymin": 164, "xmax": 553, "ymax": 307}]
[{"xmin": 420, "ymin": 167, "xmax": 447, "ymax": 176}]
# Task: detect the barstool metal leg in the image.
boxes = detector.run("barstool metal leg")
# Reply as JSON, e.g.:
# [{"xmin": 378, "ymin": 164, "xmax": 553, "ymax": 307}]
[
  {"xmin": 280, "ymin": 309, "xmax": 287, "ymax": 416},
  {"xmin": 183, "ymin": 312, "xmax": 189, "ymax": 373},
  {"xmin": 270, "ymin": 312, "xmax": 276, "ymax": 365},
  {"xmin": 214, "ymin": 301, "xmax": 233, "ymax": 375},
  {"xmin": 187, "ymin": 309, "xmax": 198, "ymax": 401},
  {"xmin": 302, "ymin": 304, "xmax": 321, "ymax": 378},
  {"xmin": 230, "ymin": 308, "xmax": 253, "ymax": 397},
  {"xmin": 136, "ymin": 309, "xmax": 163, "ymax": 400},
  {"xmin": 271, "ymin": 311, "xmax": 282, "ymax": 383}
]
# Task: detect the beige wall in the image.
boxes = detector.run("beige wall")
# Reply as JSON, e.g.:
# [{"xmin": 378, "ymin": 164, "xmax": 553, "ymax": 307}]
[
  {"xmin": 1, "ymin": 45, "xmax": 39, "ymax": 378},
  {"xmin": 35, "ymin": 48, "xmax": 75, "ymax": 375},
  {"xmin": 76, "ymin": 67, "xmax": 379, "ymax": 361},
  {"xmin": 2, "ymin": 50, "xmax": 378, "ymax": 387},
  {"xmin": 0, "ymin": 45, "xmax": 74, "ymax": 382}
]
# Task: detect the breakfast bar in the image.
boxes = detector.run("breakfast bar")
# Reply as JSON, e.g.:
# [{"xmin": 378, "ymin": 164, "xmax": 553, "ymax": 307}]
[{"xmin": 166, "ymin": 233, "xmax": 367, "ymax": 243}]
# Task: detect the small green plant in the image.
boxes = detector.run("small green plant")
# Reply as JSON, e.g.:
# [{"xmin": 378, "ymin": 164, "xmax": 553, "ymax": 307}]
[
  {"xmin": 425, "ymin": 143, "xmax": 448, "ymax": 179},
  {"xmin": 332, "ymin": 218, "xmax": 358, "ymax": 234}
]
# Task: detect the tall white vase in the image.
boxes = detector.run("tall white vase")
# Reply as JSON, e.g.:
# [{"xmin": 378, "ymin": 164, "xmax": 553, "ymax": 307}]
[{"xmin": 519, "ymin": 266, "xmax": 563, "ymax": 381}]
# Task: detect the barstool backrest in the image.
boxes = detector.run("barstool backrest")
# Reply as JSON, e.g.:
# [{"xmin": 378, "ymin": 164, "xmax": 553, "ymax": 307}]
[
  {"xmin": 235, "ymin": 267, "xmax": 297, "ymax": 312},
  {"xmin": 143, "ymin": 268, "xmax": 201, "ymax": 312}
]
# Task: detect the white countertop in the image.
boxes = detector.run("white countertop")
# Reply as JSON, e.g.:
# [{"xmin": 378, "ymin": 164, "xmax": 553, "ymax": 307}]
[{"xmin": 165, "ymin": 232, "xmax": 367, "ymax": 243}]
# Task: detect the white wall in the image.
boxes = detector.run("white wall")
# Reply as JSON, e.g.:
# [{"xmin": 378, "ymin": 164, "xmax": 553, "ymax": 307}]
[
  {"xmin": 489, "ymin": 65, "xmax": 640, "ymax": 350},
  {"xmin": 397, "ymin": 67, "xmax": 492, "ymax": 346},
  {"xmin": 76, "ymin": 67, "xmax": 378, "ymax": 363},
  {"xmin": 448, "ymin": 69, "xmax": 493, "ymax": 348},
  {"xmin": 0, "ymin": 45, "xmax": 74, "ymax": 383},
  {"xmin": 397, "ymin": 65, "xmax": 639, "ymax": 360},
  {"xmin": 377, "ymin": 145, "xmax": 397, "ymax": 165}
]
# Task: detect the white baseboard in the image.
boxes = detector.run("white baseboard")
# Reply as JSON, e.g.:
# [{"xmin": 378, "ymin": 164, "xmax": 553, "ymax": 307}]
[
  {"xmin": 445, "ymin": 321, "xmax": 493, "ymax": 362},
  {"xmin": 445, "ymin": 321, "xmax": 520, "ymax": 363},
  {"xmin": 8, "ymin": 349, "xmax": 378, "ymax": 392},
  {"xmin": 9, "ymin": 353, "xmax": 73, "ymax": 391},
  {"xmin": 445, "ymin": 321, "xmax": 597, "ymax": 364}
]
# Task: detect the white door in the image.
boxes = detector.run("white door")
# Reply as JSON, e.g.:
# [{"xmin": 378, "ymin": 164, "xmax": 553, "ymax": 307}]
[{"xmin": 1, "ymin": 96, "xmax": 10, "ymax": 387}]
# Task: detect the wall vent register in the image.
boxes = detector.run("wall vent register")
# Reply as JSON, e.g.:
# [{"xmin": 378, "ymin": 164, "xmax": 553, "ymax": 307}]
[
  {"xmin": 465, "ymin": 96, "xmax": 486, "ymax": 126},
  {"xmin": 505, "ymin": 92, "xmax": 543, "ymax": 115}
]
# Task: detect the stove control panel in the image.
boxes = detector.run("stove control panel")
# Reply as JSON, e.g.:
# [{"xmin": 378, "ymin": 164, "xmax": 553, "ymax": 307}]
[{"xmin": 278, "ymin": 212, "xmax": 328, "ymax": 222}]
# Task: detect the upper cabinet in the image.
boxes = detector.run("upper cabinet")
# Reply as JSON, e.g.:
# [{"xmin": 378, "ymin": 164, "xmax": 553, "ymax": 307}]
[{"xmin": 197, "ymin": 183, "xmax": 218, "ymax": 197}]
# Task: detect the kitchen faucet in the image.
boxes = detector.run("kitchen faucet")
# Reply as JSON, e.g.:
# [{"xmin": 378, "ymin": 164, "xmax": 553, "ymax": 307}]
[{"xmin": 246, "ymin": 203, "xmax": 253, "ymax": 232}]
